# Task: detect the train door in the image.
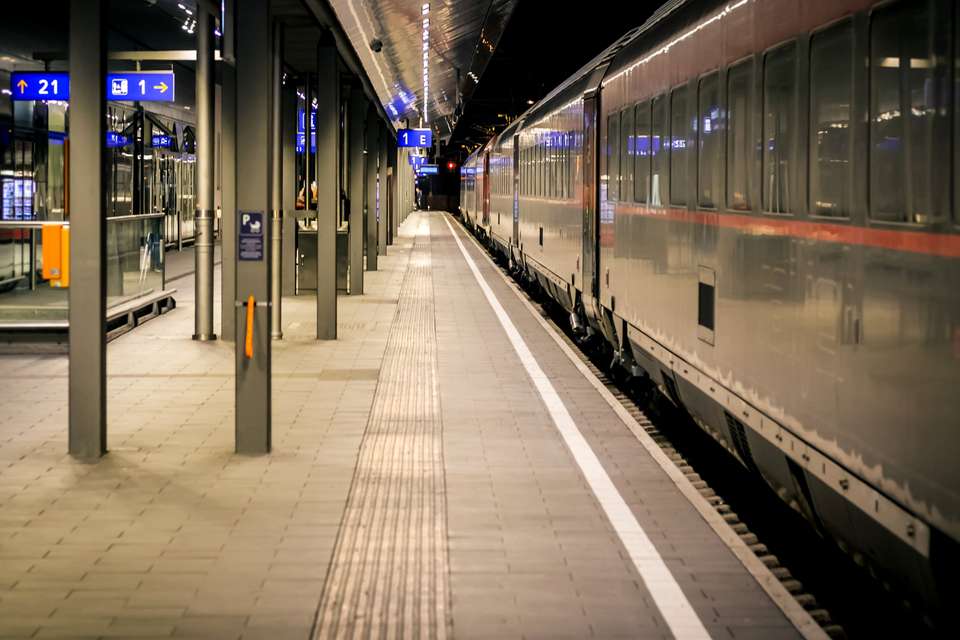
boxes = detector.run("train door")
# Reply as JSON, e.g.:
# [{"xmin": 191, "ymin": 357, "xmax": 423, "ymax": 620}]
[
  {"xmin": 582, "ymin": 89, "xmax": 600, "ymax": 302},
  {"xmin": 482, "ymin": 152, "xmax": 491, "ymax": 227}
]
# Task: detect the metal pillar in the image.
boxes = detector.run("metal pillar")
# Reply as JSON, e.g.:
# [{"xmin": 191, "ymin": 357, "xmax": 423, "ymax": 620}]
[
  {"xmin": 347, "ymin": 89, "xmax": 366, "ymax": 295},
  {"xmin": 378, "ymin": 122, "xmax": 388, "ymax": 255},
  {"xmin": 270, "ymin": 21, "xmax": 283, "ymax": 340},
  {"xmin": 221, "ymin": 62, "xmax": 237, "ymax": 341},
  {"xmin": 235, "ymin": 0, "xmax": 272, "ymax": 454},
  {"xmin": 281, "ymin": 79, "xmax": 297, "ymax": 296},
  {"xmin": 365, "ymin": 110, "xmax": 378, "ymax": 271},
  {"xmin": 68, "ymin": 0, "xmax": 107, "ymax": 460},
  {"xmin": 194, "ymin": 5, "xmax": 216, "ymax": 341},
  {"xmin": 315, "ymin": 42, "xmax": 338, "ymax": 339},
  {"xmin": 386, "ymin": 134, "xmax": 396, "ymax": 246}
]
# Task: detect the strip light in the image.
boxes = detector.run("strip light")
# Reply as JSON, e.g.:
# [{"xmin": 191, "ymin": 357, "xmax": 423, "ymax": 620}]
[{"xmin": 422, "ymin": 3, "xmax": 430, "ymax": 124}]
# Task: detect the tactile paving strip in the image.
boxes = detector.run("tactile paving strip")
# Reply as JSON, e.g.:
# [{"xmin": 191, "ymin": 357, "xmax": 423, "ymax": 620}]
[{"xmin": 313, "ymin": 221, "xmax": 450, "ymax": 640}]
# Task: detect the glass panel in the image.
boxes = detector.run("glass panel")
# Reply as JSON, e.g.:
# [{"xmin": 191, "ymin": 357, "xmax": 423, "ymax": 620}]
[
  {"xmin": 870, "ymin": 0, "xmax": 950, "ymax": 223},
  {"xmin": 620, "ymin": 107, "xmax": 635, "ymax": 202},
  {"xmin": 635, "ymin": 102, "xmax": 651, "ymax": 203},
  {"xmin": 651, "ymin": 96, "xmax": 668, "ymax": 206},
  {"xmin": 763, "ymin": 43, "xmax": 796, "ymax": 214},
  {"xmin": 608, "ymin": 114, "xmax": 620, "ymax": 201},
  {"xmin": 670, "ymin": 87, "xmax": 689, "ymax": 206},
  {"xmin": 727, "ymin": 61, "xmax": 752, "ymax": 211},
  {"xmin": 698, "ymin": 73, "xmax": 722, "ymax": 208},
  {"xmin": 811, "ymin": 22, "xmax": 853, "ymax": 217}
]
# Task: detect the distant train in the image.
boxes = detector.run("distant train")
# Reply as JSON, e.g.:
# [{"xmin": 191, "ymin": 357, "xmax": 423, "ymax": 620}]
[{"xmin": 462, "ymin": 0, "xmax": 959, "ymax": 619}]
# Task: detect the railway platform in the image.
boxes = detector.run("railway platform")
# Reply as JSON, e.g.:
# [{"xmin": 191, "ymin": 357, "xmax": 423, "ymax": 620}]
[{"xmin": 0, "ymin": 211, "xmax": 813, "ymax": 639}]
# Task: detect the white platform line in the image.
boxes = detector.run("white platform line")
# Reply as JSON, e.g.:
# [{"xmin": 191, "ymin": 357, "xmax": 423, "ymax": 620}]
[{"xmin": 441, "ymin": 214, "xmax": 711, "ymax": 640}]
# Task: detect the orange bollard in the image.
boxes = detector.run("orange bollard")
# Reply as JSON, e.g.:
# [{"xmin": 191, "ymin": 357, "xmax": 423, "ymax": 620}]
[{"xmin": 244, "ymin": 295, "xmax": 255, "ymax": 359}]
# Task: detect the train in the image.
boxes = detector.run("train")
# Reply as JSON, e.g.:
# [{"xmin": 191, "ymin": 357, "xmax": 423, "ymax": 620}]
[{"xmin": 461, "ymin": 0, "xmax": 959, "ymax": 620}]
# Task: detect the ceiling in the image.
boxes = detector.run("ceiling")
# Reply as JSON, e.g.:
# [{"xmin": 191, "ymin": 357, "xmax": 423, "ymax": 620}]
[{"xmin": 325, "ymin": 0, "xmax": 516, "ymax": 142}]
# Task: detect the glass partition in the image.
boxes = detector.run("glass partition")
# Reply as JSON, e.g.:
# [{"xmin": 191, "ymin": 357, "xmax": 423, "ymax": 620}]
[{"xmin": 0, "ymin": 213, "xmax": 164, "ymax": 325}]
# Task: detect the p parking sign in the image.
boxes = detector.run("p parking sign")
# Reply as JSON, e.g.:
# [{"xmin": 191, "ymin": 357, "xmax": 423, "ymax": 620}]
[{"xmin": 239, "ymin": 211, "xmax": 264, "ymax": 261}]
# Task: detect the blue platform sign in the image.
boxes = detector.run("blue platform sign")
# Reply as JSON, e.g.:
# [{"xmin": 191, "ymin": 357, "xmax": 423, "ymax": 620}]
[
  {"xmin": 106, "ymin": 132, "xmax": 130, "ymax": 148},
  {"xmin": 107, "ymin": 72, "xmax": 175, "ymax": 102},
  {"xmin": 408, "ymin": 155, "xmax": 426, "ymax": 167},
  {"xmin": 417, "ymin": 164, "xmax": 439, "ymax": 175},
  {"xmin": 397, "ymin": 128, "xmax": 432, "ymax": 148},
  {"xmin": 239, "ymin": 211, "xmax": 264, "ymax": 261},
  {"xmin": 151, "ymin": 134, "xmax": 172, "ymax": 148},
  {"xmin": 10, "ymin": 72, "xmax": 70, "ymax": 101}
]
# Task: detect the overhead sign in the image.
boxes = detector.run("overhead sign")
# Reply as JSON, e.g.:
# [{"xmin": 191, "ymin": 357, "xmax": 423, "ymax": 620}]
[
  {"xmin": 417, "ymin": 164, "xmax": 439, "ymax": 175},
  {"xmin": 108, "ymin": 71, "xmax": 175, "ymax": 101},
  {"xmin": 151, "ymin": 134, "xmax": 172, "ymax": 149},
  {"xmin": 106, "ymin": 132, "xmax": 129, "ymax": 148},
  {"xmin": 10, "ymin": 72, "xmax": 69, "ymax": 101},
  {"xmin": 10, "ymin": 71, "xmax": 176, "ymax": 102},
  {"xmin": 408, "ymin": 155, "xmax": 426, "ymax": 167},
  {"xmin": 397, "ymin": 128, "xmax": 432, "ymax": 148}
]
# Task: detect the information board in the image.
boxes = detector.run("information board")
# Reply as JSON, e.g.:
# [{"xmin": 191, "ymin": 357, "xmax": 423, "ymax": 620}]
[
  {"xmin": 10, "ymin": 71, "xmax": 176, "ymax": 102},
  {"xmin": 239, "ymin": 211, "xmax": 264, "ymax": 261},
  {"xmin": 417, "ymin": 164, "xmax": 439, "ymax": 175},
  {"xmin": 10, "ymin": 72, "xmax": 70, "ymax": 101},
  {"xmin": 397, "ymin": 128, "xmax": 432, "ymax": 148}
]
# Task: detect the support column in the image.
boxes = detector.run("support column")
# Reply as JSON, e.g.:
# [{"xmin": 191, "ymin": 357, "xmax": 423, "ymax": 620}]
[
  {"xmin": 347, "ymin": 89, "xmax": 366, "ymax": 295},
  {"xmin": 194, "ymin": 4, "xmax": 216, "ymax": 341},
  {"xmin": 386, "ymin": 134, "xmax": 396, "ymax": 246},
  {"xmin": 281, "ymin": 78, "xmax": 297, "ymax": 296},
  {"xmin": 315, "ymin": 42, "xmax": 338, "ymax": 339},
  {"xmin": 378, "ymin": 122, "xmax": 388, "ymax": 255},
  {"xmin": 221, "ymin": 62, "xmax": 237, "ymax": 340},
  {"xmin": 68, "ymin": 0, "xmax": 107, "ymax": 459},
  {"xmin": 235, "ymin": 0, "xmax": 272, "ymax": 454},
  {"xmin": 365, "ymin": 109, "xmax": 378, "ymax": 272},
  {"xmin": 270, "ymin": 21, "xmax": 283, "ymax": 340}
]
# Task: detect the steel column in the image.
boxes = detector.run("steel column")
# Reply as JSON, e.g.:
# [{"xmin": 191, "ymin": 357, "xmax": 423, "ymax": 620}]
[
  {"xmin": 68, "ymin": 0, "xmax": 107, "ymax": 460},
  {"xmin": 221, "ymin": 62, "xmax": 237, "ymax": 341},
  {"xmin": 347, "ymin": 89, "xmax": 366, "ymax": 295},
  {"xmin": 365, "ymin": 110, "xmax": 378, "ymax": 272},
  {"xmin": 281, "ymin": 78, "xmax": 297, "ymax": 296},
  {"xmin": 194, "ymin": 5, "xmax": 216, "ymax": 341},
  {"xmin": 386, "ymin": 134, "xmax": 396, "ymax": 246},
  {"xmin": 235, "ymin": 0, "xmax": 272, "ymax": 454},
  {"xmin": 315, "ymin": 43, "xmax": 339, "ymax": 339},
  {"xmin": 270, "ymin": 21, "xmax": 283, "ymax": 340},
  {"xmin": 378, "ymin": 122, "xmax": 388, "ymax": 255}
]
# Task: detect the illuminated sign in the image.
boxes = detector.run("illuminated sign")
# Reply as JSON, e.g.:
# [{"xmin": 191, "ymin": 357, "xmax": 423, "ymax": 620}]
[
  {"xmin": 397, "ymin": 128, "xmax": 432, "ymax": 148},
  {"xmin": 106, "ymin": 132, "xmax": 129, "ymax": 148},
  {"xmin": 408, "ymin": 155, "xmax": 426, "ymax": 167},
  {"xmin": 10, "ymin": 72, "xmax": 69, "ymax": 101},
  {"xmin": 151, "ymin": 134, "xmax": 172, "ymax": 148},
  {"xmin": 11, "ymin": 71, "xmax": 176, "ymax": 102},
  {"xmin": 417, "ymin": 164, "xmax": 438, "ymax": 175}
]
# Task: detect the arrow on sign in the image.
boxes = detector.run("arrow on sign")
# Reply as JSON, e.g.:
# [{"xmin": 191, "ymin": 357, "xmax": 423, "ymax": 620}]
[
  {"xmin": 16, "ymin": 79, "xmax": 27, "ymax": 93},
  {"xmin": 153, "ymin": 82, "xmax": 169, "ymax": 94}
]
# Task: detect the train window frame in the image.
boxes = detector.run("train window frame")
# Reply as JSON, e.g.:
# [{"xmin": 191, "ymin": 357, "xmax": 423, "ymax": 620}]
[
  {"xmin": 608, "ymin": 112, "xmax": 621, "ymax": 202},
  {"xmin": 634, "ymin": 100, "xmax": 651, "ymax": 204},
  {"xmin": 669, "ymin": 85, "xmax": 690, "ymax": 207},
  {"xmin": 868, "ymin": 0, "xmax": 951, "ymax": 226},
  {"xmin": 697, "ymin": 71, "xmax": 722, "ymax": 210},
  {"xmin": 651, "ymin": 94, "xmax": 668, "ymax": 207},
  {"xmin": 620, "ymin": 106, "xmax": 635, "ymax": 203},
  {"xmin": 809, "ymin": 19, "xmax": 854, "ymax": 220},
  {"xmin": 726, "ymin": 57, "xmax": 753, "ymax": 213},
  {"xmin": 761, "ymin": 39, "xmax": 799, "ymax": 216}
]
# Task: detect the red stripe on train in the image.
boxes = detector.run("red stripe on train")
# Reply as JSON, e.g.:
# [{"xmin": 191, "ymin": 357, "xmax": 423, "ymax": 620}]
[{"xmin": 608, "ymin": 204, "xmax": 960, "ymax": 259}]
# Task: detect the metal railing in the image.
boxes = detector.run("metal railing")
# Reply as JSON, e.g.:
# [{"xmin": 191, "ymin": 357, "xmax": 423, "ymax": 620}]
[{"xmin": 0, "ymin": 213, "xmax": 165, "ymax": 325}]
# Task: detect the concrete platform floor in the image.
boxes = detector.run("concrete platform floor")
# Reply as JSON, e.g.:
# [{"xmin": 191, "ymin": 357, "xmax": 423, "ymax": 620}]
[{"xmin": 0, "ymin": 212, "xmax": 806, "ymax": 639}]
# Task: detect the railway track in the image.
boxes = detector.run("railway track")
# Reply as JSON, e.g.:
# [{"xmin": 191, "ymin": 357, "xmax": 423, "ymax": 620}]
[{"xmin": 458, "ymin": 216, "xmax": 939, "ymax": 639}]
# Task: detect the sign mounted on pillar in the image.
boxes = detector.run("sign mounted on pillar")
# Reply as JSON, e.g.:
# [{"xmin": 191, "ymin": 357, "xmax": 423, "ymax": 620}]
[
  {"xmin": 239, "ymin": 211, "xmax": 265, "ymax": 261},
  {"xmin": 10, "ymin": 72, "xmax": 70, "ymax": 101},
  {"xmin": 397, "ymin": 128, "xmax": 432, "ymax": 148}
]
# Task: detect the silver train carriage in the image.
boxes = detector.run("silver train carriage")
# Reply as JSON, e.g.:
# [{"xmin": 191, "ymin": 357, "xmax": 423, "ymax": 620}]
[{"xmin": 461, "ymin": 0, "xmax": 960, "ymax": 616}]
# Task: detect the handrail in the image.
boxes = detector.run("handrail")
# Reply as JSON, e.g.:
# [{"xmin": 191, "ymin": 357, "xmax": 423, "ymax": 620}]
[{"xmin": 0, "ymin": 212, "xmax": 165, "ymax": 229}]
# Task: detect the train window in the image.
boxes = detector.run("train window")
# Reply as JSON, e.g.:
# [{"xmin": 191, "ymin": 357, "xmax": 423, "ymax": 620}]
[
  {"xmin": 651, "ymin": 95, "xmax": 668, "ymax": 206},
  {"xmin": 763, "ymin": 42, "xmax": 797, "ymax": 214},
  {"xmin": 727, "ymin": 60, "xmax": 752, "ymax": 211},
  {"xmin": 869, "ymin": 0, "xmax": 950, "ymax": 224},
  {"xmin": 621, "ymin": 107, "xmax": 635, "ymax": 202},
  {"xmin": 670, "ymin": 87, "xmax": 690, "ymax": 206},
  {"xmin": 698, "ymin": 73, "xmax": 722, "ymax": 208},
  {"xmin": 810, "ymin": 22, "xmax": 853, "ymax": 218},
  {"xmin": 608, "ymin": 113, "xmax": 621, "ymax": 201},
  {"xmin": 635, "ymin": 101, "xmax": 651, "ymax": 203}
]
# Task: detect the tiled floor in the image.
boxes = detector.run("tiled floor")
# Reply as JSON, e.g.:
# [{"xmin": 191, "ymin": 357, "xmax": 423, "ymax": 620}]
[{"xmin": 0, "ymin": 212, "xmax": 802, "ymax": 639}]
